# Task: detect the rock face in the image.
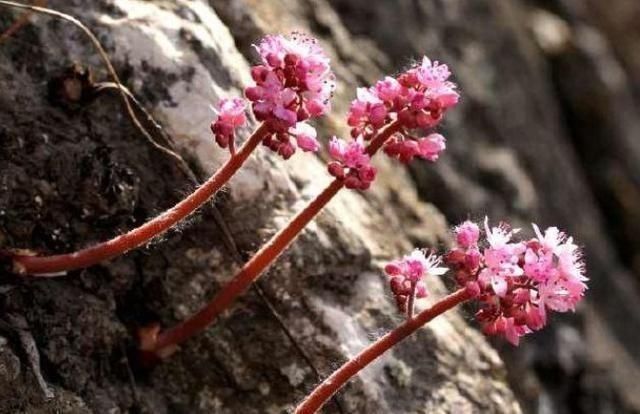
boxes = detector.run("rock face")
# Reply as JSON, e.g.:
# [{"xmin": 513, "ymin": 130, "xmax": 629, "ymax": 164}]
[
  {"xmin": 0, "ymin": 0, "xmax": 639, "ymax": 413},
  {"xmin": 0, "ymin": 1, "xmax": 516, "ymax": 413}
]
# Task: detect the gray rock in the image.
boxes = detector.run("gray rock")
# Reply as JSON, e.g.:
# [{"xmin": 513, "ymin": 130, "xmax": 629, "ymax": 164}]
[{"xmin": 0, "ymin": 0, "xmax": 518, "ymax": 413}]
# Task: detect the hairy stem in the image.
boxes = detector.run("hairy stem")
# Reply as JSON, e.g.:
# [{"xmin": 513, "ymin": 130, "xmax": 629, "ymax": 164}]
[
  {"xmin": 150, "ymin": 178, "xmax": 343, "ymax": 353},
  {"xmin": 295, "ymin": 288, "xmax": 471, "ymax": 414},
  {"xmin": 208, "ymin": 199, "xmax": 346, "ymax": 414},
  {"xmin": 0, "ymin": 0, "xmax": 47, "ymax": 44},
  {"xmin": 147, "ymin": 121, "xmax": 402, "ymax": 356},
  {"xmin": 12, "ymin": 124, "xmax": 269, "ymax": 275}
]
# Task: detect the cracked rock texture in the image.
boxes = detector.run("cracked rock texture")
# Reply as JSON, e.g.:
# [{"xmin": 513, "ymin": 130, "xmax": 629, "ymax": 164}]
[{"xmin": 0, "ymin": 0, "xmax": 639, "ymax": 413}]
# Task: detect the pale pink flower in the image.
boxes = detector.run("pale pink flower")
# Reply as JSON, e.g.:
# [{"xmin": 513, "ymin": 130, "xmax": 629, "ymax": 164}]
[
  {"xmin": 484, "ymin": 217, "xmax": 519, "ymax": 249},
  {"xmin": 523, "ymin": 247, "xmax": 557, "ymax": 283},
  {"xmin": 328, "ymin": 136, "xmax": 347, "ymax": 161},
  {"xmin": 385, "ymin": 249, "xmax": 448, "ymax": 315},
  {"xmin": 426, "ymin": 83, "xmax": 460, "ymax": 109},
  {"xmin": 444, "ymin": 217, "xmax": 587, "ymax": 346},
  {"xmin": 415, "ymin": 57, "xmax": 459, "ymax": 109},
  {"xmin": 355, "ymin": 87, "xmax": 384, "ymax": 105},
  {"xmin": 401, "ymin": 249, "xmax": 448, "ymax": 282},
  {"xmin": 415, "ymin": 56, "xmax": 452, "ymax": 87},
  {"xmin": 538, "ymin": 278, "xmax": 585, "ymax": 313},
  {"xmin": 255, "ymin": 32, "xmax": 330, "ymax": 72},
  {"xmin": 478, "ymin": 218, "xmax": 525, "ymax": 297},
  {"xmin": 215, "ymin": 98, "xmax": 246, "ymax": 127},
  {"xmin": 342, "ymin": 138, "xmax": 369, "ymax": 169},
  {"xmin": 328, "ymin": 137, "xmax": 369, "ymax": 168},
  {"xmin": 418, "ymin": 133, "xmax": 446, "ymax": 161},
  {"xmin": 290, "ymin": 122, "xmax": 319, "ymax": 152},
  {"xmin": 254, "ymin": 35, "xmax": 288, "ymax": 67},
  {"xmin": 532, "ymin": 224, "xmax": 564, "ymax": 251},
  {"xmin": 347, "ymin": 87, "xmax": 387, "ymax": 135},
  {"xmin": 528, "ymin": 223, "xmax": 588, "ymax": 312}
]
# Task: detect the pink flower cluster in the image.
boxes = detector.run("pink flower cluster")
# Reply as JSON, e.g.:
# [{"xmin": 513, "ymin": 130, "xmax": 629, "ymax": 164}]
[
  {"xmin": 444, "ymin": 218, "xmax": 588, "ymax": 345},
  {"xmin": 262, "ymin": 122, "xmax": 319, "ymax": 159},
  {"xmin": 210, "ymin": 98, "xmax": 247, "ymax": 152},
  {"xmin": 384, "ymin": 132, "xmax": 446, "ymax": 163},
  {"xmin": 347, "ymin": 57, "xmax": 459, "ymax": 164},
  {"xmin": 327, "ymin": 137, "xmax": 376, "ymax": 190},
  {"xmin": 244, "ymin": 32, "xmax": 336, "ymax": 159},
  {"xmin": 384, "ymin": 249, "xmax": 448, "ymax": 315}
]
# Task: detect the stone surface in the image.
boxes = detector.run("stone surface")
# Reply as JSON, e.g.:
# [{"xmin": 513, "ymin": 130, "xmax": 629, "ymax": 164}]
[
  {"xmin": 0, "ymin": 0, "xmax": 517, "ymax": 413},
  {"xmin": 3, "ymin": 0, "xmax": 640, "ymax": 412}
]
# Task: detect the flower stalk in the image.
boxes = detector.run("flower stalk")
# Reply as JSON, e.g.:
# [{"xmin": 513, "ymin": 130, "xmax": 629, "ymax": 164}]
[
  {"xmin": 406, "ymin": 281, "xmax": 417, "ymax": 319},
  {"xmin": 11, "ymin": 123, "xmax": 270, "ymax": 275},
  {"xmin": 143, "ymin": 121, "xmax": 402, "ymax": 357},
  {"xmin": 294, "ymin": 288, "xmax": 472, "ymax": 414}
]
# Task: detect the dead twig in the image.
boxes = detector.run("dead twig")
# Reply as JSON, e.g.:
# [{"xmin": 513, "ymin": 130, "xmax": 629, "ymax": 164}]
[
  {"xmin": 119, "ymin": 342, "xmax": 140, "ymax": 408},
  {"xmin": 93, "ymin": 81, "xmax": 178, "ymax": 156},
  {"xmin": 0, "ymin": 0, "xmax": 47, "ymax": 44}
]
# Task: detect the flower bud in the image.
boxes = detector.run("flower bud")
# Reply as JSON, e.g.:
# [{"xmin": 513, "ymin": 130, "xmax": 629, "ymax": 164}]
[
  {"xmin": 415, "ymin": 282, "xmax": 428, "ymax": 298},
  {"xmin": 455, "ymin": 221, "xmax": 480, "ymax": 249},
  {"xmin": 385, "ymin": 262, "xmax": 403, "ymax": 277},
  {"xmin": 465, "ymin": 281, "xmax": 481, "ymax": 298},
  {"xmin": 464, "ymin": 248, "xmax": 481, "ymax": 270}
]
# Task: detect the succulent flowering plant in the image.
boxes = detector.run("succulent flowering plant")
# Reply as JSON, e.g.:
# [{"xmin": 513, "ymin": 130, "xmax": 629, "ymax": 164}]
[
  {"xmin": 210, "ymin": 97, "xmax": 247, "ymax": 153},
  {"xmin": 297, "ymin": 220, "xmax": 587, "ymax": 413},
  {"xmin": 136, "ymin": 33, "xmax": 464, "ymax": 361},
  {"xmin": 326, "ymin": 56, "xmax": 458, "ymax": 189},
  {"xmin": 213, "ymin": 32, "xmax": 335, "ymax": 159},
  {"xmin": 385, "ymin": 219, "xmax": 587, "ymax": 344},
  {"xmin": 384, "ymin": 249, "xmax": 448, "ymax": 317},
  {"xmin": 445, "ymin": 219, "xmax": 587, "ymax": 344},
  {"xmin": 4, "ymin": 29, "xmax": 587, "ymax": 413},
  {"xmin": 348, "ymin": 57, "xmax": 457, "ymax": 160}
]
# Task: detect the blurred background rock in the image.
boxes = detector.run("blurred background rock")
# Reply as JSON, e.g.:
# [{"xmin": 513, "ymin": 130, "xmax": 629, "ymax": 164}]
[
  {"xmin": 1, "ymin": 0, "xmax": 640, "ymax": 413},
  {"xmin": 214, "ymin": 0, "xmax": 640, "ymax": 411}
]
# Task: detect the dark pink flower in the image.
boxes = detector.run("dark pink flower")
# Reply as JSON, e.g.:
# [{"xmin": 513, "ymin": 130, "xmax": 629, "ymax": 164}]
[
  {"xmin": 374, "ymin": 76, "xmax": 403, "ymax": 102},
  {"xmin": 327, "ymin": 137, "xmax": 376, "ymax": 190},
  {"xmin": 346, "ymin": 55, "xmax": 459, "ymax": 164},
  {"xmin": 383, "ymin": 132, "xmax": 446, "ymax": 163},
  {"xmin": 211, "ymin": 98, "xmax": 247, "ymax": 151},
  {"xmin": 454, "ymin": 220, "xmax": 480, "ymax": 249}
]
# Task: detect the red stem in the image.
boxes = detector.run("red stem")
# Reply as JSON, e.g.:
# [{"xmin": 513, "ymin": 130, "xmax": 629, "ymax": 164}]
[
  {"xmin": 407, "ymin": 281, "xmax": 417, "ymax": 319},
  {"xmin": 12, "ymin": 124, "xmax": 270, "ymax": 276},
  {"xmin": 150, "ymin": 121, "xmax": 402, "ymax": 355},
  {"xmin": 295, "ymin": 288, "xmax": 471, "ymax": 414}
]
